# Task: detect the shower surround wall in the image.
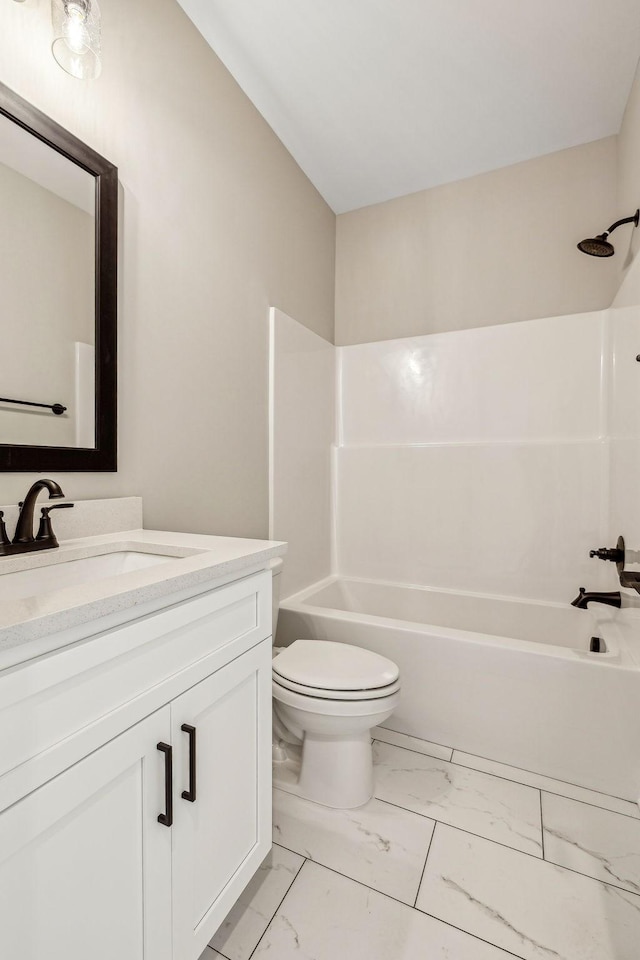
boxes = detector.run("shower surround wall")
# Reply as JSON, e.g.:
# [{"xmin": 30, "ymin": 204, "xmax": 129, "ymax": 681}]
[
  {"xmin": 336, "ymin": 311, "xmax": 612, "ymax": 604},
  {"xmin": 609, "ymin": 305, "xmax": 640, "ymax": 553},
  {"xmin": 272, "ymin": 306, "xmax": 640, "ymax": 606}
]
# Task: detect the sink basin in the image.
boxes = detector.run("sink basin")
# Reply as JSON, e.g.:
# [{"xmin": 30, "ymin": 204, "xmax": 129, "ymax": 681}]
[{"xmin": 0, "ymin": 549, "xmax": 177, "ymax": 602}]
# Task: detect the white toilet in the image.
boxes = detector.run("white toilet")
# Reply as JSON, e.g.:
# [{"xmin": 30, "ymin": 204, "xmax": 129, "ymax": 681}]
[{"xmin": 270, "ymin": 560, "xmax": 400, "ymax": 809}]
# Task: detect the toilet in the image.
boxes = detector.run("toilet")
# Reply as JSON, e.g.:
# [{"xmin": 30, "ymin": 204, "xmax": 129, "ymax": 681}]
[{"xmin": 270, "ymin": 560, "xmax": 400, "ymax": 809}]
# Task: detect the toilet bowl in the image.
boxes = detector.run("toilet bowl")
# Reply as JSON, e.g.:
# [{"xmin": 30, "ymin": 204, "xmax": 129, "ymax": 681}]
[{"xmin": 271, "ymin": 633, "xmax": 400, "ymax": 808}]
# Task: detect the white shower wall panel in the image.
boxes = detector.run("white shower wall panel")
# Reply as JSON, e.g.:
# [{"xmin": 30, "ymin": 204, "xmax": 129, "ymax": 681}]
[
  {"xmin": 608, "ymin": 306, "xmax": 640, "ymax": 562},
  {"xmin": 610, "ymin": 306, "xmax": 640, "ymax": 438},
  {"xmin": 336, "ymin": 441, "xmax": 608, "ymax": 603},
  {"xmin": 610, "ymin": 439, "xmax": 640, "ymax": 549},
  {"xmin": 338, "ymin": 312, "xmax": 606, "ymax": 446}
]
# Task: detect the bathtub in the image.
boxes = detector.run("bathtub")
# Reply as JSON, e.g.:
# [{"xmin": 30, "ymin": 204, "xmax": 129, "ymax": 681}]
[{"xmin": 277, "ymin": 576, "xmax": 640, "ymax": 802}]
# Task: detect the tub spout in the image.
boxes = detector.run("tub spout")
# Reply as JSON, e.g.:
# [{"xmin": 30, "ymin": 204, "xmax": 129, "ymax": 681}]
[{"xmin": 571, "ymin": 587, "xmax": 622, "ymax": 610}]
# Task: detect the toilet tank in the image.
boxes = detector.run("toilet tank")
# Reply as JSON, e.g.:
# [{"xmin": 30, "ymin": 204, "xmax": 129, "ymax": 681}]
[{"xmin": 269, "ymin": 558, "xmax": 284, "ymax": 640}]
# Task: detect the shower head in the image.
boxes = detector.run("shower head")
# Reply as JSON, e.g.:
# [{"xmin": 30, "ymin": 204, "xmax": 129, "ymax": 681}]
[
  {"xmin": 578, "ymin": 209, "xmax": 639, "ymax": 258},
  {"xmin": 577, "ymin": 234, "xmax": 615, "ymax": 258}
]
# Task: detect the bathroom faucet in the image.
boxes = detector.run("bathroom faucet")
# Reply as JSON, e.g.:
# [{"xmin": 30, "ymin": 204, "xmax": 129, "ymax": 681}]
[
  {"xmin": 0, "ymin": 479, "xmax": 74, "ymax": 557},
  {"xmin": 571, "ymin": 587, "xmax": 622, "ymax": 610}
]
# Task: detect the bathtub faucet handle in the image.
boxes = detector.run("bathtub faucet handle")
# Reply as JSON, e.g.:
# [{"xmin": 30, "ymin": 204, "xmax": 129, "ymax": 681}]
[{"xmin": 589, "ymin": 546, "xmax": 625, "ymax": 563}]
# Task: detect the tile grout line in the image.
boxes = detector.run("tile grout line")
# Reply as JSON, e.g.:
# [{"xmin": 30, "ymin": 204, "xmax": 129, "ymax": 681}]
[
  {"xmin": 539, "ymin": 791, "xmax": 545, "ymax": 860},
  {"xmin": 381, "ymin": 730, "xmax": 638, "ymax": 808},
  {"xmin": 375, "ymin": 738, "xmax": 640, "ymax": 821},
  {"xmin": 418, "ymin": 908, "xmax": 529, "ymax": 960},
  {"xmin": 374, "ymin": 727, "xmax": 454, "ymax": 759},
  {"xmin": 413, "ymin": 819, "xmax": 437, "ymax": 908},
  {"xmin": 267, "ymin": 840, "xmax": 635, "ymax": 960},
  {"xmin": 206, "ymin": 946, "xmax": 232, "ymax": 960},
  {"xmin": 436, "ymin": 821, "xmax": 640, "ymax": 900},
  {"xmin": 282, "ymin": 854, "xmax": 529, "ymax": 960},
  {"xmin": 244, "ymin": 854, "xmax": 308, "ymax": 960},
  {"xmin": 377, "ymin": 725, "xmax": 453, "ymax": 752},
  {"xmin": 536, "ymin": 787, "xmax": 640, "ymax": 822},
  {"xmin": 272, "ymin": 841, "xmax": 428, "ymax": 911},
  {"xmin": 372, "ymin": 796, "xmax": 640, "ymax": 898},
  {"xmin": 373, "ymin": 795, "xmax": 543, "ymax": 859}
]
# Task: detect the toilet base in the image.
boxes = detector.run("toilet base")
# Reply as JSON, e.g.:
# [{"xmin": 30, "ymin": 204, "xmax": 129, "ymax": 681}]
[{"xmin": 273, "ymin": 731, "xmax": 374, "ymax": 809}]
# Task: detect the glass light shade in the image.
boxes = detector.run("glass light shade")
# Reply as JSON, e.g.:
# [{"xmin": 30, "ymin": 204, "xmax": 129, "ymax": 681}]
[{"xmin": 51, "ymin": 0, "xmax": 102, "ymax": 80}]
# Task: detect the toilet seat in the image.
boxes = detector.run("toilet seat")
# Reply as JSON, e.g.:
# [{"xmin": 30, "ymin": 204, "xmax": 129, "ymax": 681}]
[
  {"xmin": 273, "ymin": 639, "xmax": 399, "ymax": 693},
  {"xmin": 273, "ymin": 673, "xmax": 401, "ymax": 701},
  {"xmin": 272, "ymin": 676, "xmax": 401, "ymax": 717}
]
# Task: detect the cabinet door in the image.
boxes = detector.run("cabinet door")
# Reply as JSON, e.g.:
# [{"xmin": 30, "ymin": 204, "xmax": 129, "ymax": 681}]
[
  {"xmin": 171, "ymin": 639, "xmax": 272, "ymax": 960},
  {"xmin": 0, "ymin": 708, "xmax": 173, "ymax": 960}
]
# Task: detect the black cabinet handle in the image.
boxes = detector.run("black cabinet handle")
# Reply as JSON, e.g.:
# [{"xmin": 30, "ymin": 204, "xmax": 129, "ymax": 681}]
[
  {"xmin": 157, "ymin": 742, "xmax": 173, "ymax": 827},
  {"xmin": 181, "ymin": 724, "xmax": 197, "ymax": 802}
]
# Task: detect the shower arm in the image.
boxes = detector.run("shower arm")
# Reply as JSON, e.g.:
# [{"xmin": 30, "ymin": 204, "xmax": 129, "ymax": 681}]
[
  {"xmin": 590, "ymin": 535, "xmax": 640, "ymax": 592},
  {"xmin": 603, "ymin": 212, "xmax": 640, "ymax": 238}
]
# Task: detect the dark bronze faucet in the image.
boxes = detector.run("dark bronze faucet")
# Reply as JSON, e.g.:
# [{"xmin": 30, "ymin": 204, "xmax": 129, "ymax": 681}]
[
  {"xmin": 0, "ymin": 479, "xmax": 74, "ymax": 557},
  {"xmin": 571, "ymin": 587, "xmax": 622, "ymax": 610}
]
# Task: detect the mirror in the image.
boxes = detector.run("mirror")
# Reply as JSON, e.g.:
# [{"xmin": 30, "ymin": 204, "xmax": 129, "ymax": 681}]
[{"xmin": 0, "ymin": 82, "xmax": 117, "ymax": 471}]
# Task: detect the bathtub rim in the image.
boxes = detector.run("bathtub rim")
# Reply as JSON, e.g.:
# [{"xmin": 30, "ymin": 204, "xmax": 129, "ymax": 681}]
[{"xmin": 279, "ymin": 574, "xmax": 637, "ymax": 667}]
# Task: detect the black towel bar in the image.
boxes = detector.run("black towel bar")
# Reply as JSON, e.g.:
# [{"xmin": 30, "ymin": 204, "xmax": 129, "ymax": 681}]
[{"xmin": 0, "ymin": 397, "xmax": 67, "ymax": 415}]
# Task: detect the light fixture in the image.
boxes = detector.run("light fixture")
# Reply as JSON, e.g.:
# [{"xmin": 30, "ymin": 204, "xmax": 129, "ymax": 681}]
[
  {"xmin": 577, "ymin": 209, "xmax": 640, "ymax": 258},
  {"xmin": 51, "ymin": 0, "xmax": 102, "ymax": 80}
]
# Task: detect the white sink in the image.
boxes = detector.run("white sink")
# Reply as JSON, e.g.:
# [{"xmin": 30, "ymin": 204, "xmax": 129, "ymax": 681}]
[{"xmin": 0, "ymin": 549, "xmax": 177, "ymax": 602}]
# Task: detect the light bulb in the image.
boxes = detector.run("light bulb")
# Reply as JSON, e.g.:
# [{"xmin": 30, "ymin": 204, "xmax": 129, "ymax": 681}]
[
  {"xmin": 51, "ymin": 0, "xmax": 102, "ymax": 80},
  {"xmin": 64, "ymin": 6, "xmax": 89, "ymax": 55}
]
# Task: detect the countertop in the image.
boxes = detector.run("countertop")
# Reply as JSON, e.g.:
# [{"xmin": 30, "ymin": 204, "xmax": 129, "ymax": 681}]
[{"xmin": 0, "ymin": 528, "xmax": 286, "ymax": 668}]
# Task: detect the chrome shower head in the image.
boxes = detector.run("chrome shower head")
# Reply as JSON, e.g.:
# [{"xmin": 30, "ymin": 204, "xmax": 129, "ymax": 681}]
[{"xmin": 578, "ymin": 209, "xmax": 639, "ymax": 258}]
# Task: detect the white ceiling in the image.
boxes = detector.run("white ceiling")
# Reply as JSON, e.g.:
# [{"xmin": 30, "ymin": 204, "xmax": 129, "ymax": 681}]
[{"xmin": 176, "ymin": 0, "xmax": 640, "ymax": 214}]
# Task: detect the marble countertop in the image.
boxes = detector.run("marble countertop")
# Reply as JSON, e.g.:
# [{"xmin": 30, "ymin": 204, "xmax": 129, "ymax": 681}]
[{"xmin": 0, "ymin": 528, "xmax": 286, "ymax": 668}]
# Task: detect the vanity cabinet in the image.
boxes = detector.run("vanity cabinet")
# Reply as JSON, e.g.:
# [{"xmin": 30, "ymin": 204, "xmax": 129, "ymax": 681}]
[
  {"xmin": 172, "ymin": 642, "xmax": 272, "ymax": 960},
  {"xmin": 0, "ymin": 708, "xmax": 173, "ymax": 960},
  {"xmin": 0, "ymin": 569, "xmax": 273, "ymax": 960}
]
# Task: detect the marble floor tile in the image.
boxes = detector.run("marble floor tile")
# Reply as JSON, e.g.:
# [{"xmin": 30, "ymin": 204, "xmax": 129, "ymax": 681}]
[
  {"xmin": 372, "ymin": 726, "xmax": 453, "ymax": 761},
  {"xmin": 452, "ymin": 750, "xmax": 640, "ymax": 819},
  {"xmin": 253, "ymin": 859, "xmax": 517, "ymax": 960},
  {"xmin": 209, "ymin": 844, "xmax": 303, "ymax": 960},
  {"xmin": 200, "ymin": 951, "xmax": 226, "ymax": 960},
  {"xmin": 542, "ymin": 792, "xmax": 640, "ymax": 895},
  {"xmin": 272, "ymin": 787, "xmax": 435, "ymax": 904},
  {"xmin": 417, "ymin": 823, "xmax": 640, "ymax": 960},
  {"xmin": 373, "ymin": 741, "xmax": 542, "ymax": 856}
]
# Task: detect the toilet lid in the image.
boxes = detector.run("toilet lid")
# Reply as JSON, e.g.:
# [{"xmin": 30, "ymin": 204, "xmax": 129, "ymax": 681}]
[{"xmin": 272, "ymin": 639, "xmax": 399, "ymax": 691}]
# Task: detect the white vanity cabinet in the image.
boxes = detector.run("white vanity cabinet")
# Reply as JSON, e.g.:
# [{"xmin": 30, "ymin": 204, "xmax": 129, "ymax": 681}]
[
  {"xmin": 171, "ymin": 641, "xmax": 272, "ymax": 960},
  {"xmin": 0, "ymin": 568, "xmax": 273, "ymax": 960},
  {"xmin": 0, "ymin": 707, "xmax": 174, "ymax": 960}
]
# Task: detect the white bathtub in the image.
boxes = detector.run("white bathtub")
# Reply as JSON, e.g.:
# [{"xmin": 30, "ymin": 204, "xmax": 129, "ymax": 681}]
[{"xmin": 277, "ymin": 576, "xmax": 640, "ymax": 801}]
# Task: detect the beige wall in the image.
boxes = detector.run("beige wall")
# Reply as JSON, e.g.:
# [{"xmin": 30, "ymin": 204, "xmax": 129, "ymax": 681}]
[
  {"xmin": 615, "ymin": 58, "xmax": 640, "ymax": 307},
  {"xmin": 0, "ymin": 0, "xmax": 335, "ymax": 536},
  {"xmin": 335, "ymin": 138, "xmax": 618, "ymax": 345}
]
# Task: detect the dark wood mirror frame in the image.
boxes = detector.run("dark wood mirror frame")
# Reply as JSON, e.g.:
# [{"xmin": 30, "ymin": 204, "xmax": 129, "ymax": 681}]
[{"xmin": 0, "ymin": 82, "xmax": 117, "ymax": 472}]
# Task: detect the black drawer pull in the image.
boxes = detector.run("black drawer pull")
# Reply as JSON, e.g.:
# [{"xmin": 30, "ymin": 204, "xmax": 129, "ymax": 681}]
[
  {"xmin": 157, "ymin": 742, "xmax": 173, "ymax": 827},
  {"xmin": 181, "ymin": 724, "xmax": 197, "ymax": 803}
]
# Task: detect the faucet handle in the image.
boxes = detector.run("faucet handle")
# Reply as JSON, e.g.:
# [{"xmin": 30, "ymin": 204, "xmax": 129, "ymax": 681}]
[
  {"xmin": 589, "ymin": 546, "xmax": 624, "ymax": 562},
  {"xmin": 35, "ymin": 502, "xmax": 74, "ymax": 545}
]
